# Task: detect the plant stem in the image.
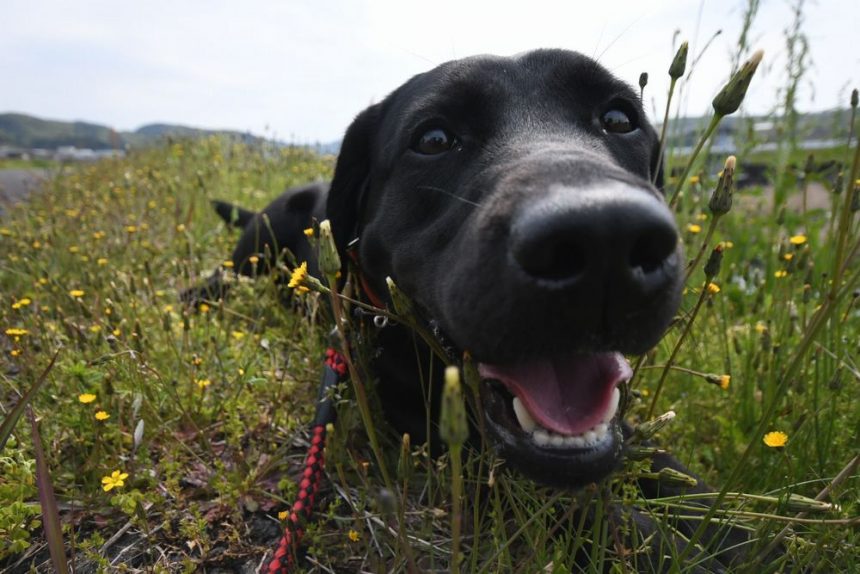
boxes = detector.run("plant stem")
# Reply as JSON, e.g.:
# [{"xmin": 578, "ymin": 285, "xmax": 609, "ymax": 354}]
[
  {"xmin": 668, "ymin": 114, "xmax": 723, "ymax": 209},
  {"xmin": 327, "ymin": 276, "xmax": 394, "ymax": 489},
  {"xmin": 683, "ymin": 216, "xmax": 722, "ymax": 284},
  {"xmin": 654, "ymin": 77, "xmax": 678, "ymax": 186},
  {"xmin": 646, "ymin": 282, "xmax": 711, "ymax": 420}
]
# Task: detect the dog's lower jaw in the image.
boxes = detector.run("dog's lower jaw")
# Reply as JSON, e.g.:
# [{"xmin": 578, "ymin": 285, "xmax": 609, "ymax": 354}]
[{"xmin": 479, "ymin": 380, "xmax": 625, "ymax": 489}]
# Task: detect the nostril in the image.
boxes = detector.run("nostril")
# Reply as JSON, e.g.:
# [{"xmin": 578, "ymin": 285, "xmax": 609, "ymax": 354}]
[
  {"xmin": 518, "ymin": 237, "xmax": 588, "ymax": 280},
  {"xmin": 629, "ymin": 228, "xmax": 677, "ymax": 275}
]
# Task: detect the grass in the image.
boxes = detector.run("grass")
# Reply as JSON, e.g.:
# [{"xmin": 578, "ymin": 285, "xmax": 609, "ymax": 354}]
[{"xmin": 2, "ymin": 68, "xmax": 860, "ymax": 574}]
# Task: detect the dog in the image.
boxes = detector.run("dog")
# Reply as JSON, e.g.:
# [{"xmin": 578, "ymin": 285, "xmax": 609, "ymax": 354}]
[{"xmin": 186, "ymin": 50, "xmax": 776, "ymax": 571}]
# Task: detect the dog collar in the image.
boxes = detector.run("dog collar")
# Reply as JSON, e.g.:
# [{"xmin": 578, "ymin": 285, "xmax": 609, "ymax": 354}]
[{"xmin": 346, "ymin": 237, "xmax": 388, "ymax": 310}]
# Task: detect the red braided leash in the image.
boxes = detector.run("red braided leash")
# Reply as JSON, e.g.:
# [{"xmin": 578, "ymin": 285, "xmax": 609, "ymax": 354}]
[{"xmin": 267, "ymin": 347, "xmax": 347, "ymax": 573}]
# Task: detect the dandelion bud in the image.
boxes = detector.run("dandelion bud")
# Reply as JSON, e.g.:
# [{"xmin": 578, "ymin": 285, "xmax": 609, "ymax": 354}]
[
  {"xmin": 669, "ymin": 41, "xmax": 689, "ymax": 80},
  {"xmin": 639, "ymin": 72, "xmax": 648, "ymax": 91},
  {"xmin": 708, "ymin": 156, "xmax": 736, "ymax": 215},
  {"xmin": 704, "ymin": 244, "xmax": 724, "ymax": 279},
  {"xmin": 440, "ymin": 366, "xmax": 469, "ymax": 447},
  {"xmin": 632, "ymin": 410, "xmax": 676, "ymax": 441},
  {"xmin": 317, "ymin": 220, "xmax": 342, "ymax": 278},
  {"xmin": 785, "ymin": 493, "xmax": 840, "ymax": 513},
  {"xmin": 804, "ymin": 154, "xmax": 815, "ymax": 177},
  {"xmin": 658, "ymin": 467, "xmax": 698, "ymax": 488},
  {"xmin": 852, "ymin": 88, "xmax": 859, "ymax": 109},
  {"xmin": 625, "ymin": 445, "xmax": 668, "ymax": 461},
  {"xmin": 833, "ymin": 172, "xmax": 844, "ymax": 195},
  {"xmin": 712, "ymin": 49, "xmax": 763, "ymax": 117},
  {"xmin": 386, "ymin": 277, "xmax": 415, "ymax": 318},
  {"xmin": 398, "ymin": 433, "xmax": 412, "ymax": 482}
]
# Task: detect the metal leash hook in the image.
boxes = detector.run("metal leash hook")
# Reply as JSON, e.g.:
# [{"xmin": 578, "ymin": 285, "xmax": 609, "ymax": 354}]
[{"xmin": 266, "ymin": 345, "xmax": 347, "ymax": 573}]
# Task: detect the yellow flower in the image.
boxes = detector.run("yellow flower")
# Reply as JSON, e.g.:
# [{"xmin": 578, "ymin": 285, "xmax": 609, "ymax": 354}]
[
  {"xmin": 249, "ymin": 255, "xmax": 259, "ymax": 265},
  {"xmin": 288, "ymin": 262, "xmax": 310, "ymax": 294},
  {"xmin": 0, "ymin": 227, "xmax": 12, "ymax": 236},
  {"xmin": 125, "ymin": 225, "xmax": 137, "ymax": 233},
  {"xmin": 783, "ymin": 253, "xmax": 794, "ymax": 261},
  {"xmin": 754, "ymin": 321, "xmax": 767, "ymax": 334},
  {"xmin": 97, "ymin": 257, "xmax": 108, "ymax": 266},
  {"xmin": 92, "ymin": 231, "xmax": 106, "ymax": 240},
  {"xmin": 191, "ymin": 355, "xmax": 203, "ymax": 366},
  {"xmin": 231, "ymin": 330, "xmax": 245, "ymax": 340},
  {"xmin": 163, "ymin": 304, "xmax": 174, "ymax": 313},
  {"xmin": 774, "ymin": 270, "xmax": 788, "ymax": 279},
  {"xmin": 348, "ymin": 529, "xmax": 360, "ymax": 542},
  {"xmin": 68, "ymin": 246, "xmax": 80, "ymax": 253},
  {"xmin": 199, "ymin": 303, "xmax": 210, "ymax": 313},
  {"xmin": 89, "ymin": 325, "xmax": 102, "ymax": 333},
  {"xmin": 278, "ymin": 510, "xmax": 289, "ymax": 520},
  {"xmin": 222, "ymin": 260, "xmax": 234, "ymax": 269},
  {"xmin": 69, "ymin": 289, "xmax": 85, "ymax": 298},
  {"xmin": 719, "ymin": 375, "xmax": 731, "ymax": 390},
  {"xmin": 707, "ymin": 282, "xmax": 721, "ymax": 294},
  {"xmin": 789, "ymin": 235, "xmax": 807, "ymax": 246},
  {"xmin": 689, "ymin": 175, "xmax": 700, "ymax": 184},
  {"xmin": 147, "ymin": 200, "xmax": 157, "ymax": 209},
  {"xmin": 12, "ymin": 297, "xmax": 32, "ymax": 309},
  {"xmin": 176, "ymin": 223, "xmax": 186, "ymax": 232},
  {"xmin": 112, "ymin": 328, "xmax": 121, "ymax": 337},
  {"xmin": 32, "ymin": 241, "xmax": 42, "ymax": 249},
  {"xmin": 196, "ymin": 378, "xmax": 212, "ymax": 389},
  {"xmin": 5, "ymin": 327, "xmax": 29, "ymax": 337},
  {"xmin": 763, "ymin": 431, "xmax": 788, "ymax": 448},
  {"xmin": 95, "ymin": 411, "xmax": 111, "ymax": 421},
  {"xmin": 303, "ymin": 227, "xmax": 314, "ymax": 237},
  {"xmin": 686, "ymin": 224, "xmax": 702, "ymax": 234},
  {"xmin": 38, "ymin": 278, "xmax": 48, "ymax": 285},
  {"xmin": 695, "ymin": 213, "xmax": 708, "ymax": 221},
  {"xmin": 101, "ymin": 470, "xmax": 129, "ymax": 492},
  {"xmin": 78, "ymin": 393, "xmax": 97, "ymax": 404},
  {"xmin": 10, "ymin": 349, "xmax": 21, "ymax": 357}
]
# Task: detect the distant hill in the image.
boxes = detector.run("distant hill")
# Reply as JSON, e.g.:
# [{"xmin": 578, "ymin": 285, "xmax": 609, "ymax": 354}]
[
  {"xmin": 0, "ymin": 113, "xmax": 268, "ymax": 150},
  {"xmin": 0, "ymin": 113, "xmax": 120, "ymax": 150}
]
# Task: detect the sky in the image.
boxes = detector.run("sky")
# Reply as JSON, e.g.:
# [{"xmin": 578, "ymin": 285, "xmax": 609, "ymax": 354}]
[{"xmin": 2, "ymin": 0, "xmax": 858, "ymax": 144}]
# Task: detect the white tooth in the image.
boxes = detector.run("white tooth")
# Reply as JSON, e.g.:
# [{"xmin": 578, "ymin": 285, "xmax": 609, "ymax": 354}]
[
  {"xmin": 512, "ymin": 397, "xmax": 537, "ymax": 432},
  {"xmin": 550, "ymin": 434, "xmax": 565, "ymax": 447},
  {"xmin": 595, "ymin": 423, "xmax": 608, "ymax": 436},
  {"xmin": 566, "ymin": 435, "xmax": 586, "ymax": 448},
  {"xmin": 602, "ymin": 387, "xmax": 621, "ymax": 424},
  {"xmin": 584, "ymin": 431, "xmax": 598, "ymax": 444},
  {"xmin": 533, "ymin": 429, "xmax": 551, "ymax": 446}
]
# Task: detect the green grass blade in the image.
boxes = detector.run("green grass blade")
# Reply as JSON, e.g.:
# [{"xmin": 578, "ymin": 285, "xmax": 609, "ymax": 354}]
[
  {"xmin": 0, "ymin": 348, "xmax": 61, "ymax": 451},
  {"xmin": 28, "ymin": 406, "xmax": 70, "ymax": 574}
]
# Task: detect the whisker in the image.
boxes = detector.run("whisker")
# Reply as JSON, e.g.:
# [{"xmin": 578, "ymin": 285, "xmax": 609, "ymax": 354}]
[{"xmin": 416, "ymin": 185, "xmax": 481, "ymax": 207}]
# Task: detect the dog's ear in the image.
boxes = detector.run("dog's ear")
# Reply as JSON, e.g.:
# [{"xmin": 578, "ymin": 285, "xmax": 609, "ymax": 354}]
[{"xmin": 327, "ymin": 103, "xmax": 382, "ymax": 253}]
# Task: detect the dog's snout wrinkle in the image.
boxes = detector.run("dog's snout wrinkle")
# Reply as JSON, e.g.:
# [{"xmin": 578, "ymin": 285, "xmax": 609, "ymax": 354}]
[{"xmin": 510, "ymin": 182, "xmax": 679, "ymax": 295}]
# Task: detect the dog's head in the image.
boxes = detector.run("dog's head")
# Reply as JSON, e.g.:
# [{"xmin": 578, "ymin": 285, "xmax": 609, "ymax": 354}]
[{"xmin": 327, "ymin": 49, "xmax": 682, "ymax": 488}]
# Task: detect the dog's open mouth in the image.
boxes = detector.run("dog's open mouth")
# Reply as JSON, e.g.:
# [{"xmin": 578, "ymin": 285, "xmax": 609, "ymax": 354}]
[{"xmin": 476, "ymin": 352, "xmax": 632, "ymax": 487}]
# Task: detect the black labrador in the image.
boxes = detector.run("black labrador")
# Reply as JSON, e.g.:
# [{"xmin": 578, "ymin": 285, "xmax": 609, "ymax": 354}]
[{"xmin": 185, "ymin": 50, "xmax": 773, "ymax": 571}]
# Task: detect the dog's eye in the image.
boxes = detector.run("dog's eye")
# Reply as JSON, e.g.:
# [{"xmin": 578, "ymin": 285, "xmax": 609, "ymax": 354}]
[
  {"xmin": 601, "ymin": 109, "xmax": 636, "ymax": 134},
  {"xmin": 413, "ymin": 128, "xmax": 456, "ymax": 155}
]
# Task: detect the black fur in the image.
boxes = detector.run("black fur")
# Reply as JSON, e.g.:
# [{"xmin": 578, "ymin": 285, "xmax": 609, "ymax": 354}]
[{"xmin": 186, "ymin": 50, "xmax": 785, "ymax": 571}]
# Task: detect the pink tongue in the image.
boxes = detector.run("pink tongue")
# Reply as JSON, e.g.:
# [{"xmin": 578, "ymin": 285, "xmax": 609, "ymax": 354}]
[{"xmin": 478, "ymin": 352, "xmax": 631, "ymax": 435}]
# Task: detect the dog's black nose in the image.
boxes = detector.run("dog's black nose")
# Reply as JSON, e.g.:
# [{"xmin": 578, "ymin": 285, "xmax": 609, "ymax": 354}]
[{"xmin": 510, "ymin": 183, "xmax": 679, "ymax": 294}]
